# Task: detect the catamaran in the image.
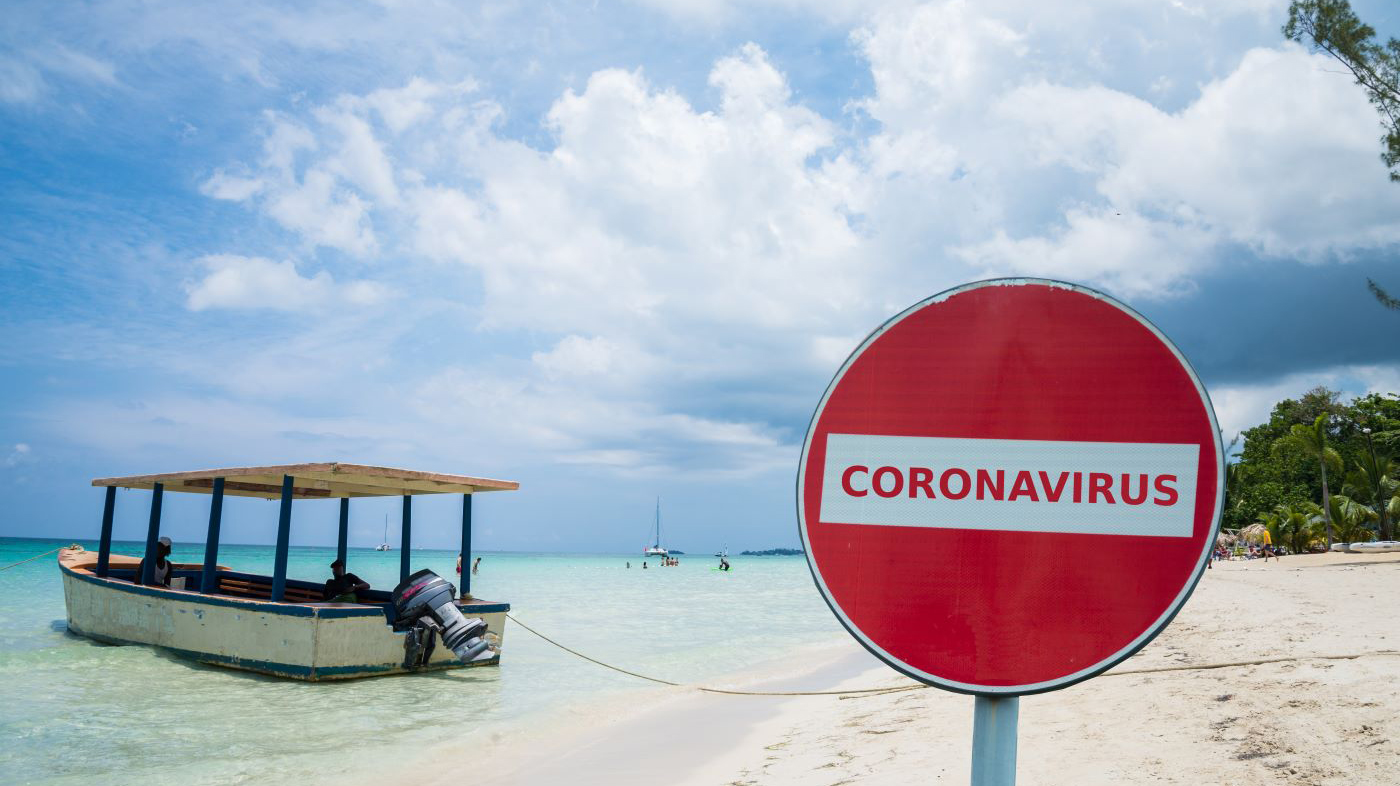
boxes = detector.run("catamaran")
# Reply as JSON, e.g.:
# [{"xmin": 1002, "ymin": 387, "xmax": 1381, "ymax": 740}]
[
  {"xmin": 59, "ymin": 462, "xmax": 517, "ymax": 680},
  {"xmin": 643, "ymin": 497, "xmax": 668, "ymax": 558},
  {"xmin": 375, "ymin": 514, "xmax": 391, "ymax": 551}
]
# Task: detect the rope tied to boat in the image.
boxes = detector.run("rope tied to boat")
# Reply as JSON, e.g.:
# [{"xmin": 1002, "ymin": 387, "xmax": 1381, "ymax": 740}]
[
  {"xmin": 505, "ymin": 613, "xmax": 908, "ymax": 697},
  {"xmin": 0, "ymin": 545, "xmax": 79, "ymax": 572},
  {"xmin": 506, "ymin": 613, "xmax": 1400, "ymax": 699}
]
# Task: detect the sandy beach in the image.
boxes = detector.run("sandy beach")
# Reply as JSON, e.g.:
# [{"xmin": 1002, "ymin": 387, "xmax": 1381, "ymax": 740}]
[{"xmin": 448, "ymin": 552, "xmax": 1400, "ymax": 786}]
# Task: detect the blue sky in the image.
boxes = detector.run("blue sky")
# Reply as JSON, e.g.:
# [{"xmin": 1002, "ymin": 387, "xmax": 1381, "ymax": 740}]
[{"xmin": 3, "ymin": 0, "xmax": 1399, "ymax": 553}]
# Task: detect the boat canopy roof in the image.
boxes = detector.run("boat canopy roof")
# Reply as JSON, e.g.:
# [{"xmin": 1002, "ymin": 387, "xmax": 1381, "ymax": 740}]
[{"xmin": 92, "ymin": 463, "xmax": 519, "ymax": 500}]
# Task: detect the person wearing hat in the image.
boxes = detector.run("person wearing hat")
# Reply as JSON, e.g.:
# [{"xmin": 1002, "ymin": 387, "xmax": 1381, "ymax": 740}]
[
  {"xmin": 322, "ymin": 559, "xmax": 370, "ymax": 603},
  {"xmin": 135, "ymin": 536, "xmax": 174, "ymax": 587}
]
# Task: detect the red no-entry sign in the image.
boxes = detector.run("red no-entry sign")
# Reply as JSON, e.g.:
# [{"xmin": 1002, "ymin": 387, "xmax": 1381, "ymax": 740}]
[{"xmin": 798, "ymin": 279, "xmax": 1224, "ymax": 696}]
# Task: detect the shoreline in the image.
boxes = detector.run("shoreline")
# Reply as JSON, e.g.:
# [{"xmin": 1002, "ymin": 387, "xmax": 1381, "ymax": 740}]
[
  {"xmin": 420, "ymin": 551, "xmax": 1400, "ymax": 785},
  {"xmin": 410, "ymin": 635, "xmax": 885, "ymax": 786}
]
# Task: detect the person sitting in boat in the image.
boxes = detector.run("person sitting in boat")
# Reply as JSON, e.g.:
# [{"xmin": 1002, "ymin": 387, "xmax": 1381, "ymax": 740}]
[
  {"xmin": 134, "ymin": 536, "xmax": 174, "ymax": 587},
  {"xmin": 323, "ymin": 559, "xmax": 370, "ymax": 603}
]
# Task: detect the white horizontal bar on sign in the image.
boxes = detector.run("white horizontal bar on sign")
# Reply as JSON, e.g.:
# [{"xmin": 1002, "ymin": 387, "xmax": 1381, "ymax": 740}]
[{"xmin": 819, "ymin": 434, "xmax": 1200, "ymax": 538}]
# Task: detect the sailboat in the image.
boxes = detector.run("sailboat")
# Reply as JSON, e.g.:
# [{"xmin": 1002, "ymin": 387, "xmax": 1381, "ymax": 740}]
[
  {"xmin": 643, "ymin": 498, "xmax": 668, "ymax": 558},
  {"xmin": 375, "ymin": 514, "xmax": 391, "ymax": 551}
]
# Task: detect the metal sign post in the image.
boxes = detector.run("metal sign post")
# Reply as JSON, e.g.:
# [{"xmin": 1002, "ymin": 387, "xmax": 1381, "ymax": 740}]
[
  {"xmin": 971, "ymin": 695, "xmax": 1019, "ymax": 785},
  {"xmin": 797, "ymin": 279, "xmax": 1225, "ymax": 785}
]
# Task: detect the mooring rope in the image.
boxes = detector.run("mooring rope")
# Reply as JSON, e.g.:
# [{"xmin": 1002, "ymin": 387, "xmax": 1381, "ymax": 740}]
[
  {"xmin": 505, "ymin": 613, "xmax": 908, "ymax": 697},
  {"xmin": 507, "ymin": 613, "xmax": 1400, "ymax": 700},
  {"xmin": 0, "ymin": 545, "xmax": 76, "ymax": 572}
]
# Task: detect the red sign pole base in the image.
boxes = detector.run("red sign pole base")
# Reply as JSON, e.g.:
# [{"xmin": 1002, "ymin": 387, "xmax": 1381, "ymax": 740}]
[{"xmin": 971, "ymin": 695, "xmax": 1019, "ymax": 785}]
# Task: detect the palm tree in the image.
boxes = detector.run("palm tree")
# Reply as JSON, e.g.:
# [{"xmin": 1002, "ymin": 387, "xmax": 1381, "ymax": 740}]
[
  {"xmin": 1306, "ymin": 495, "xmax": 1377, "ymax": 545},
  {"xmin": 1348, "ymin": 444, "xmax": 1396, "ymax": 540},
  {"xmin": 1261, "ymin": 503, "xmax": 1321, "ymax": 554},
  {"xmin": 1274, "ymin": 414, "xmax": 1344, "ymax": 547},
  {"xmin": 1223, "ymin": 460, "xmax": 1246, "ymax": 526}
]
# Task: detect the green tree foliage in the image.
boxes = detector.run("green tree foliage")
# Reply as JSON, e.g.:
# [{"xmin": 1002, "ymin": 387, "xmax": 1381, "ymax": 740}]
[
  {"xmin": 1307, "ymin": 494, "xmax": 1377, "ymax": 543},
  {"xmin": 1350, "ymin": 392, "xmax": 1400, "ymax": 450},
  {"xmin": 1259, "ymin": 503, "xmax": 1320, "ymax": 554},
  {"xmin": 1344, "ymin": 450, "xmax": 1397, "ymax": 538},
  {"xmin": 1284, "ymin": 1, "xmax": 1400, "ymax": 309},
  {"xmin": 1285, "ymin": 0, "xmax": 1400, "ymax": 180},
  {"xmin": 1226, "ymin": 387, "xmax": 1341, "ymax": 533},
  {"xmin": 1227, "ymin": 388, "xmax": 1399, "ymax": 549},
  {"xmin": 1273, "ymin": 414, "xmax": 1343, "ymax": 546}
]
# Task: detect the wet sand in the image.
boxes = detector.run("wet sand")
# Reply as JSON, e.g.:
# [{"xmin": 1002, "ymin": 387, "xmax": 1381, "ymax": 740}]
[{"xmin": 443, "ymin": 551, "xmax": 1400, "ymax": 785}]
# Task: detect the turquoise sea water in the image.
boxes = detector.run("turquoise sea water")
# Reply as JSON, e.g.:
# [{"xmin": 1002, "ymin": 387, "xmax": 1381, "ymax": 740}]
[{"xmin": 0, "ymin": 537, "xmax": 843, "ymax": 785}]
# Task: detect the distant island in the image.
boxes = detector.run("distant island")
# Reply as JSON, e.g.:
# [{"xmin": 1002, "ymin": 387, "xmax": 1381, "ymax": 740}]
[
  {"xmin": 739, "ymin": 548, "xmax": 804, "ymax": 556},
  {"xmin": 669, "ymin": 550, "xmax": 685, "ymax": 555}
]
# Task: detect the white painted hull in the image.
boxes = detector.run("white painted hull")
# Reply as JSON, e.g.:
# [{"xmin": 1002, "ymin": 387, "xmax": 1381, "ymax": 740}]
[
  {"xmin": 1352, "ymin": 541, "xmax": 1400, "ymax": 554},
  {"xmin": 59, "ymin": 549, "xmax": 507, "ymax": 680}
]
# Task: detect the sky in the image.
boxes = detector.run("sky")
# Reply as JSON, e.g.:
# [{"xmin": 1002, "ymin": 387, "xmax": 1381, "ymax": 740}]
[{"xmin": 2, "ymin": 0, "xmax": 1399, "ymax": 554}]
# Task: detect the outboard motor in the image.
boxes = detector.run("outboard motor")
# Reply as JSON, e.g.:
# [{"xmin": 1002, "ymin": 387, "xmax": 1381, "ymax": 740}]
[{"xmin": 390, "ymin": 569, "xmax": 494, "ymax": 668}]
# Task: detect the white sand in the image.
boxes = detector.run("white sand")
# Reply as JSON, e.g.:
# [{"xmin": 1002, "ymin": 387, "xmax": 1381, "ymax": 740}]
[{"xmin": 452, "ymin": 552, "xmax": 1400, "ymax": 785}]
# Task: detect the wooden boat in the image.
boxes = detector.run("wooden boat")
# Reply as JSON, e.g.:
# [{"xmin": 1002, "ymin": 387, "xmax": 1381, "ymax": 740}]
[{"xmin": 59, "ymin": 463, "xmax": 518, "ymax": 680}]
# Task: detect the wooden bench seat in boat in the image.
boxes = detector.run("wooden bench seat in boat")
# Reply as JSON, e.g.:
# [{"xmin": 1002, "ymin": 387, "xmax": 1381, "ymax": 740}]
[
  {"xmin": 94, "ymin": 565, "xmax": 389, "ymax": 606},
  {"xmin": 217, "ymin": 576, "xmax": 324, "ymax": 603}
]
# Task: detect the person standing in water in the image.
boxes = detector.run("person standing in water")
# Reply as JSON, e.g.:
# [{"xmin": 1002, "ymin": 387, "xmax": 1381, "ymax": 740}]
[{"xmin": 471, "ymin": 556, "xmax": 481, "ymax": 575}]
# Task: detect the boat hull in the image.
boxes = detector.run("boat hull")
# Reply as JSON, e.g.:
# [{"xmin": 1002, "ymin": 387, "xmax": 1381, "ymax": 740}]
[
  {"xmin": 59, "ymin": 550, "xmax": 508, "ymax": 680},
  {"xmin": 1352, "ymin": 541, "xmax": 1400, "ymax": 554}
]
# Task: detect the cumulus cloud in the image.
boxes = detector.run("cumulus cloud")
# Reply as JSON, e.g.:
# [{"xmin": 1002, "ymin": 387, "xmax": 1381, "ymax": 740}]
[
  {"xmin": 1213, "ymin": 364, "xmax": 1400, "ymax": 450},
  {"xmin": 185, "ymin": 255, "xmax": 390, "ymax": 312},
  {"xmin": 411, "ymin": 365, "xmax": 790, "ymax": 477},
  {"xmin": 992, "ymin": 46, "xmax": 1400, "ymax": 279},
  {"xmin": 200, "ymin": 170, "xmax": 264, "ymax": 201},
  {"xmin": 532, "ymin": 335, "xmax": 626, "ymax": 380},
  {"xmin": 177, "ymin": 1, "xmax": 1400, "ymax": 476}
]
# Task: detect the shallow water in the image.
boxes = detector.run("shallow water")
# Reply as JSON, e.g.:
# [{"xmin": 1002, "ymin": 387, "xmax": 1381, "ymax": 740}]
[{"xmin": 0, "ymin": 537, "xmax": 842, "ymax": 785}]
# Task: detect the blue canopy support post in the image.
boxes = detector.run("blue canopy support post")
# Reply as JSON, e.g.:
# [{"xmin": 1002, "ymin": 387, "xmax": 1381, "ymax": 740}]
[
  {"xmin": 970, "ymin": 695, "xmax": 1019, "ymax": 786},
  {"xmin": 271, "ymin": 475, "xmax": 294, "ymax": 602},
  {"xmin": 199, "ymin": 477, "xmax": 225, "ymax": 594},
  {"xmin": 400, "ymin": 495, "xmax": 412, "ymax": 584},
  {"xmin": 336, "ymin": 498, "xmax": 349, "ymax": 568},
  {"xmin": 140, "ymin": 483, "xmax": 164, "ymax": 586},
  {"xmin": 95, "ymin": 486, "xmax": 116, "ymax": 578},
  {"xmin": 460, "ymin": 493, "xmax": 472, "ymax": 597}
]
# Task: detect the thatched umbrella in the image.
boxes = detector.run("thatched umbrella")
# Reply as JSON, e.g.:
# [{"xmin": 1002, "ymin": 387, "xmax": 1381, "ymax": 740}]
[
  {"xmin": 1240, "ymin": 522, "xmax": 1271, "ymax": 545},
  {"xmin": 1216, "ymin": 531, "xmax": 1239, "ymax": 547}
]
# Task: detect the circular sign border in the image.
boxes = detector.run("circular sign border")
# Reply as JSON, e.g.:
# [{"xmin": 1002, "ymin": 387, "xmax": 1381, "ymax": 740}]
[{"xmin": 796, "ymin": 277, "xmax": 1226, "ymax": 696}]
